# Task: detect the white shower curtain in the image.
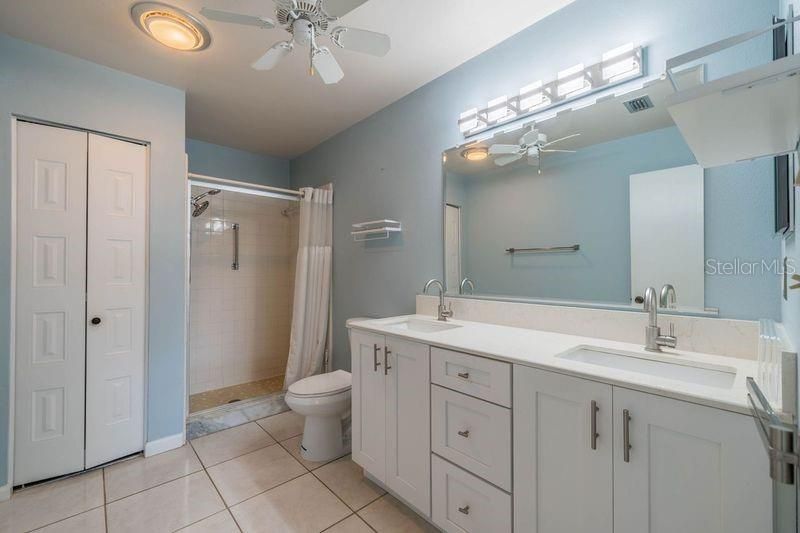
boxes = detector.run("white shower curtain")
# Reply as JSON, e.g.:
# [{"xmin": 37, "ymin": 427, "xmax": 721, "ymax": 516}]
[{"xmin": 284, "ymin": 184, "xmax": 333, "ymax": 388}]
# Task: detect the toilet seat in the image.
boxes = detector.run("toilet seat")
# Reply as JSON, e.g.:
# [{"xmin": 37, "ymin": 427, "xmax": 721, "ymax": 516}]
[{"xmin": 288, "ymin": 369, "xmax": 351, "ymax": 398}]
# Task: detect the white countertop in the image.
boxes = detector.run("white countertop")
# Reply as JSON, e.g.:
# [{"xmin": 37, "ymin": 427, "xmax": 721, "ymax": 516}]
[{"xmin": 348, "ymin": 314, "xmax": 762, "ymax": 416}]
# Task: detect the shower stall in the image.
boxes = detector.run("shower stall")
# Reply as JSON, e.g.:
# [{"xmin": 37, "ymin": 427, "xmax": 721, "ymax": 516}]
[{"xmin": 187, "ymin": 181, "xmax": 299, "ymax": 413}]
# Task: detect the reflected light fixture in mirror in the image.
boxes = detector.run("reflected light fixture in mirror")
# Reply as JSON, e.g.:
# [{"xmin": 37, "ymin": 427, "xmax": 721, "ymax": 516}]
[
  {"xmin": 461, "ymin": 147, "xmax": 489, "ymax": 162},
  {"xmin": 131, "ymin": 2, "xmax": 211, "ymax": 51}
]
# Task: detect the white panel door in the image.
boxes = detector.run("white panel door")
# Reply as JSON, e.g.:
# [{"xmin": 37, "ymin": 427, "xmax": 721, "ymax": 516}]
[
  {"xmin": 15, "ymin": 122, "xmax": 88, "ymax": 484},
  {"xmin": 629, "ymin": 164, "xmax": 704, "ymax": 308},
  {"xmin": 444, "ymin": 204, "xmax": 461, "ymax": 293},
  {"xmin": 85, "ymin": 134, "xmax": 147, "ymax": 467},
  {"xmin": 613, "ymin": 387, "xmax": 772, "ymax": 533},
  {"xmin": 385, "ymin": 337, "xmax": 431, "ymax": 517},
  {"xmin": 350, "ymin": 330, "xmax": 387, "ymax": 482},
  {"xmin": 514, "ymin": 366, "xmax": 613, "ymax": 533}
]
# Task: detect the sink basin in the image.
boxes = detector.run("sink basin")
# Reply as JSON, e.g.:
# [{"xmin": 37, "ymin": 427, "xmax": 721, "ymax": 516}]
[
  {"xmin": 384, "ymin": 318, "xmax": 462, "ymax": 333},
  {"xmin": 557, "ymin": 346, "xmax": 736, "ymax": 389}
]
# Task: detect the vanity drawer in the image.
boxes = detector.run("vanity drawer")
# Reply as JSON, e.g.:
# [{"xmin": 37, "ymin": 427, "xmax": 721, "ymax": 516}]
[
  {"xmin": 432, "ymin": 454, "xmax": 511, "ymax": 533},
  {"xmin": 430, "ymin": 347, "xmax": 511, "ymax": 407},
  {"xmin": 431, "ymin": 385, "xmax": 511, "ymax": 490}
]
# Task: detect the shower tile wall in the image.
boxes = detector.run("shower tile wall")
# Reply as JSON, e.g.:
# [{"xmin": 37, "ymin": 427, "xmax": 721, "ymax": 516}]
[{"xmin": 190, "ymin": 187, "xmax": 299, "ymax": 395}]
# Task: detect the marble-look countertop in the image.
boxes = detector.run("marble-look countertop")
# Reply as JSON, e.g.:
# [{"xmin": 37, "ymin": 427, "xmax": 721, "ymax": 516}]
[{"xmin": 348, "ymin": 314, "xmax": 764, "ymax": 416}]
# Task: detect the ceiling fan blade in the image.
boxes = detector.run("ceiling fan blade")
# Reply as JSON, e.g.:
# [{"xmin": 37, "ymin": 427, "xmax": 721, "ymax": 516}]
[
  {"xmin": 494, "ymin": 154, "xmax": 523, "ymax": 167},
  {"xmin": 489, "ymin": 144, "xmax": 522, "ymax": 155},
  {"xmin": 313, "ymin": 46, "xmax": 344, "ymax": 84},
  {"xmin": 252, "ymin": 41, "xmax": 293, "ymax": 70},
  {"xmin": 540, "ymin": 149, "xmax": 576, "ymax": 153},
  {"xmin": 320, "ymin": 0, "xmax": 368, "ymax": 18},
  {"xmin": 331, "ymin": 27, "xmax": 390, "ymax": 56},
  {"xmin": 519, "ymin": 128, "xmax": 540, "ymax": 146},
  {"xmin": 200, "ymin": 8, "xmax": 275, "ymax": 29},
  {"xmin": 543, "ymin": 133, "xmax": 581, "ymax": 147}
]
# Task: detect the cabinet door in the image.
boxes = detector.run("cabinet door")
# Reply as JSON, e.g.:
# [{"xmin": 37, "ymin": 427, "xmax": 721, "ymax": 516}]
[
  {"xmin": 613, "ymin": 387, "xmax": 772, "ymax": 533},
  {"xmin": 386, "ymin": 337, "xmax": 431, "ymax": 516},
  {"xmin": 514, "ymin": 366, "xmax": 613, "ymax": 533},
  {"xmin": 350, "ymin": 330, "xmax": 386, "ymax": 482}
]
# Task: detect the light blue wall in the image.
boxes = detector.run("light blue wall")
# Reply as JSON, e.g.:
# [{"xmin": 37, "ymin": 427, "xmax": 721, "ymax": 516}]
[
  {"xmin": 186, "ymin": 138, "xmax": 290, "ymax": 188},
  {"xmin": 453, "ymin": 126, "xmax": 780, "ymax": 319},
  {"xmin": 291, "ymin": 0, "xmax": 781, "ymax": 371},
  {"xmin": 0, "ymin": 34, "xmax": 187, "ymax": 486}
]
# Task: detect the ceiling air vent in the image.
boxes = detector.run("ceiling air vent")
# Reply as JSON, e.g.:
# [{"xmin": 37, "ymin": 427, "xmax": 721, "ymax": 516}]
[{"xmin": 623, "ymin": 95, "xmax": 654, "ymax": 113}]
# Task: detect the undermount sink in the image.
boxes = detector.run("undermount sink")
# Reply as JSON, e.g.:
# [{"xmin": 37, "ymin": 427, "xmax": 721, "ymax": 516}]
[
  {"xmin": 557, "ymin": 346, "xmax": 737, "ymax": 389},
  {"xmin": 384, "ymin": 318, "xmax": 462, "ymax": 333}
]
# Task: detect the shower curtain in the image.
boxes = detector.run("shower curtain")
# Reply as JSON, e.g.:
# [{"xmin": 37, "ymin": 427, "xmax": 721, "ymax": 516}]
[{"xmin": 284, "ymin": 184, "xmax": 333, "ymax": 388}]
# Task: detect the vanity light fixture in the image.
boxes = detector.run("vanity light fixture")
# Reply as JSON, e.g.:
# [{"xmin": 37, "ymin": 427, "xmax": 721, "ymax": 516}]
[
  {"xmin": 458, "ymin": 44, "xmax": 644, "ymax": 136},
  {"xmin": 461, "ymin": 147, "xmax": 489, "ymax": 162},
  {"xmin": 131, "ymin": 2, "xmax": 211, "ymax": 51}
]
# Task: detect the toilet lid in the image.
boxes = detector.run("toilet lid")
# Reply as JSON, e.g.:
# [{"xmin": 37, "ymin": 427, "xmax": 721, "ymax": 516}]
[{"xmin": 288, "ymin": 369, "xmax": 351, "ymax": 397}]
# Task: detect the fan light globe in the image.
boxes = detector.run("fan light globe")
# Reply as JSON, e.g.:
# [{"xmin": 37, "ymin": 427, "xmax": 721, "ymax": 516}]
[
  {"xmin": 462, "ymin": 147, "xmax": 489, "ymax": 162},
  {"xmin": 131, "ymin": 2, "xmax": 211, "ymax": 51}
]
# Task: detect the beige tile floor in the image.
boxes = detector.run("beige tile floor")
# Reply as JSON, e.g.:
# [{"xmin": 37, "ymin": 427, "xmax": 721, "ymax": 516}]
[
  {"xmin": 0, "ymin": 411, "xmax": 438, "ymax": 532},
  {"xmin": 189, "ymin": 376, "xmax": 285, "ymax": 413}
]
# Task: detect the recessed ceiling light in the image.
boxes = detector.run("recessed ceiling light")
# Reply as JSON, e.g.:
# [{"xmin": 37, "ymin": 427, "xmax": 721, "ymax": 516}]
[
  {"xmin": 131, "ymin": 2, "xmax": 211, "ymax": 51},
  {"xmin": 461, "ymin": 147, "xmax": 489, "ymax": 162}
]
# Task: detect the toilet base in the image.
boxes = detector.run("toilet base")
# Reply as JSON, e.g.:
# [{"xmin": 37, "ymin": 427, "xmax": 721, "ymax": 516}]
[{"xmin": 300, "ymin": 415, "xmax": 348, "ymax": 462}]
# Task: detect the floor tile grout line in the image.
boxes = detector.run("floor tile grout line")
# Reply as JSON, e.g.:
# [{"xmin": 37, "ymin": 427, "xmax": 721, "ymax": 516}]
[
  {"xmin": 103, "ymin": 463, "xmax": 205, "ymax": 506},
  {"xmin": 195, "ymin": 463, "xmax": 243, "ymax": 533},
  {"xmin": 102, "ymin": 469, "xmax": 109, "ymax": 533},
  {"xmin": 319, "ymin": 512, "xmax": 357, "ymax": 532},
  {"xmin": 20, "ymin": 502, "xmax": 106, "ymax": 533},
  {"xmin": 309, "ymin": 460, "xmax": 385, "ymax": 514},
  {"xmin": 221, "ymin": 468, "xmax": 310, "ymax": 511}
]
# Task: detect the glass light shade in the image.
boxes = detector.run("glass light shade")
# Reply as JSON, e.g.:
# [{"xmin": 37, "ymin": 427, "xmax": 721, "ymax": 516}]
[{"xmin": 144, "ymin": 15, "xmax": 202, "ymax": 50}]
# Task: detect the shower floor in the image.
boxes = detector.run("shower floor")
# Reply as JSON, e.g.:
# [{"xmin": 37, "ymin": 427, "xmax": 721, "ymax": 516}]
[{"xmin": 189, "ymin": 375, "xmax": 285, "ymax": 413}]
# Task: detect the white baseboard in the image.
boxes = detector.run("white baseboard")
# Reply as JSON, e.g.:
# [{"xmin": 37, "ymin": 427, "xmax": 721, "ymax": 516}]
[
  {"xmin": 0, "ymin": 483, "xmax": 11, "ymax": 501},
  {"xmin": 144, "ymin": 432, "xmax": 185, "ymax": 457}
]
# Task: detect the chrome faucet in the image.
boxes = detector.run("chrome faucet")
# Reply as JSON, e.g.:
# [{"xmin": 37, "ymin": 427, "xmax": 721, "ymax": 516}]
[
  {"xmin": 423, "ymin": 279, "xmax": 453, "ymax": 321},
  {"xmin": 643, "ymin": 286, "xmax": 677, "ymax": 352},
  {"xmin": 459, "ymin": 277, "xmax": 475, "ymax": 295},
  {"xmin": 659, "ymin": 284, "xmax": 677, "ymax": 309}
]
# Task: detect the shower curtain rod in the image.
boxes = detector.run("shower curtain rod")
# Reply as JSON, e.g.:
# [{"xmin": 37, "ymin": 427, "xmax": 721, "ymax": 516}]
[{"xmin": 188, "ymin": 172, "xmax": 305, "ymax": 197}]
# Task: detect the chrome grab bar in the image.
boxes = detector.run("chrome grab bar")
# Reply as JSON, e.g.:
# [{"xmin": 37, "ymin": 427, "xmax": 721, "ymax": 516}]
[
  {"xmin": 746, "ymin": 377, "xmax": 797, "ymax": 485},
  {"xmin": 231, "ymin": 223, "xmax": 240, "ymax": 271},
  {"xmin": 506, "ymin": 244, "xmax": 580, "ymax": 254}
]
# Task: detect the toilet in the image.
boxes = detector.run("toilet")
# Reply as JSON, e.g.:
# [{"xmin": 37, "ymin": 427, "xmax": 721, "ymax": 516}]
[{"xmin": 285, "ymin": 369, "xmax": 351, "ymax": 462}]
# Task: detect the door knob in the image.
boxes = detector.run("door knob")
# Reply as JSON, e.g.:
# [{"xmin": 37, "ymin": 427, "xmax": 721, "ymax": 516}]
[{"xmin": 90, "ymin": 317, "xmax": 102, "ymax": 325}]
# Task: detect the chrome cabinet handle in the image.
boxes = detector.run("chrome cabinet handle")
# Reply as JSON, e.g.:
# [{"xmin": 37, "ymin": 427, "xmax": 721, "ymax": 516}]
[
  {"xmin": 457, "ymin": 371, "xmax": 470, "ymax": 380},
  {"xmin": 457, "ymin": 429, "xmax": 470, "ymax": 438},
  {"xmin": 384, "ymin": 348, "xmax": 391, "ymax": 375},
  {"xmin": 458, "ymin": 505, "xmax": 470, "ymax": 515},
  {"xmin": 373, "ymin": 344, "xmax": 381, "ymax": 372},
  {"xmin": 623, "ymin": 409, "xmax": 632, "ymax": 463},
  {"xmin": 590, "ymin": 400, "xmax": 599, "ymax": 450},
  {"xmin": 231, "ymin": 223, "xmax": 240, "ymax": 271}
]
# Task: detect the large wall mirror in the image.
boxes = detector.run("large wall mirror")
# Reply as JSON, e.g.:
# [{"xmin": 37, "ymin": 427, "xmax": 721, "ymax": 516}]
[{"xmin": 442, "ymin": 67, "xmax": 785, "ymax": 321}]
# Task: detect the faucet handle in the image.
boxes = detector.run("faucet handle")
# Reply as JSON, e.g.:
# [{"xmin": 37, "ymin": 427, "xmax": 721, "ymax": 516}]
[{"xmin": 669, "ymin": 322, "xmax": 675, "ymax": 337}]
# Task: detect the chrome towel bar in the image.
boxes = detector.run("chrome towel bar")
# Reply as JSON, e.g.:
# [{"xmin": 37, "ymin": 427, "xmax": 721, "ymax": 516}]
[{"xmin": 505, "ymin": 244, "xmax": 580, "ymax": 254}]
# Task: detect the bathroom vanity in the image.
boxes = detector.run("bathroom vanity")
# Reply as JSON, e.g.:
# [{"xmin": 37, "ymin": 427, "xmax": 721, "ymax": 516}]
[{"xmin": 348, "ymin": 315, "xmax": 772, "ymax": 533}]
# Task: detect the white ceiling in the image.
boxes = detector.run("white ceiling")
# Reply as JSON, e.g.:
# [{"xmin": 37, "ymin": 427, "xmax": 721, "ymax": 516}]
[{"xmin": 0, "ymin": 0, "xmax": 576, "ymax": 158}]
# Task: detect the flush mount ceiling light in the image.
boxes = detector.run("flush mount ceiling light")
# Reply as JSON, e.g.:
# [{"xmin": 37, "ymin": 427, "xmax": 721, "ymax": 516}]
[
  {"xmin": 461, "ymin": 147, "xmax": 489, "ymax": 162},
  {"xmin": 131, "ymin": 2, "xmax": 211, "ymax": 51}
]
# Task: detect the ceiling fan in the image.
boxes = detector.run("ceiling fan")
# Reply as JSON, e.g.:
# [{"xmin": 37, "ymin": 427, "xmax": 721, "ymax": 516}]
[
  {"xmin": 488, "ymin": 126, "xmax": 580, "ymax": 174},
  {"xmin": 200, "ymin": 0, "xmax": 391, "ymax": 85}
]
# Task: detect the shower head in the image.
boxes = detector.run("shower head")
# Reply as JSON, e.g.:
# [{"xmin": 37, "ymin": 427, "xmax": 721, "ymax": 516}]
[
  {"xmin": 192, "ymin": 200, "xmax": 210, "ymax": 217},
  {"xmin": 190, "ymin": 189, "xmax": 221, "ymax": 217}
]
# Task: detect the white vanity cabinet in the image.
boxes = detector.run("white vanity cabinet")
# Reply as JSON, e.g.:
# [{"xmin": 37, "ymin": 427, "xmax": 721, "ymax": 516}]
[
  {"xmin": 513, "ymin": 366, "xmax": 614, "ymax": 533},
  {"xmin": 349, "ymin": 329, "xmax": 431, "ymax": 516},
  {"xmin": 514, "ymin": 365, "xmax": 772, "ymax": 533},
  {"xmin": 613, "ymin": 387, "xmax": 771, "ymax": 533}
]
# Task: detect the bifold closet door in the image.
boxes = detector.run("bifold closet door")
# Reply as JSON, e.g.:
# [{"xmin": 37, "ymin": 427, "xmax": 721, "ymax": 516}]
[
  {"xmin": 15, "ymin": 122, "xmax": 88, "ymax": 484},
  {"xmin": 85, "ymin": 133, "xmax": 146, "ymax": 468}
]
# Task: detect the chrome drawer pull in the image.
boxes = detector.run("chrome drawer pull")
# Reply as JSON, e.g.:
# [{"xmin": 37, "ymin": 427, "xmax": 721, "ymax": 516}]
[
  {"xmin": 384, "ymin": 348, "xmax": 391, "ymax": 375},
  {"xmin": 590, "ymin": 400, "xmax": 599, "ymax": 450},
  {"xmin": 457, "ymin": 371, "xmax": 470, "ymax": 379},
  {"xmin": 623, "ymin": 409, "xmax": 632, "ymax": 463},
  {"xmin": 458, "ymin": 505, "xmax": 470, "ymax": 515},
  {"xmin": 457, "ymin": 429, "xmax": 470, "ymax": 438},
  {"xmin": 373, "ymin": 344, "xmax": 381, "ymax": 372}
]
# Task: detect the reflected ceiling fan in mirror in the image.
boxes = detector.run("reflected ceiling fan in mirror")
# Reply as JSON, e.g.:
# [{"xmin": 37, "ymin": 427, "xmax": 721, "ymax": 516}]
[
  {"xmin": 489, "ymin": 126, "xmax": 580, "ymax": 174},
  {"xmin": 200, "ymin": 0, "xmax": 390, "ymax": 85}
]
